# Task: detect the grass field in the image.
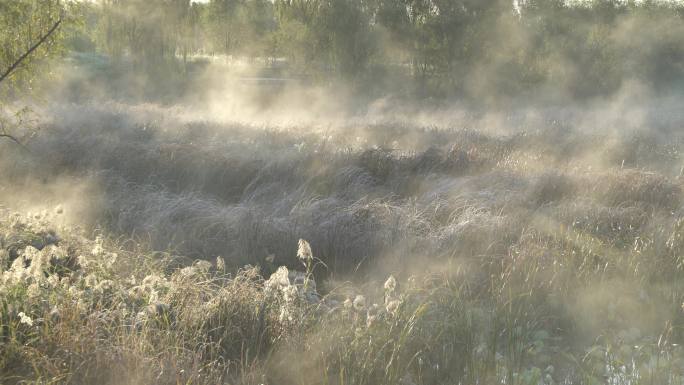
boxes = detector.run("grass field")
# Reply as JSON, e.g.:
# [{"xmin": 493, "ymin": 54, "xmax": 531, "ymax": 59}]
[{"xmin": 2, "ymin": 98, "xmax": 684, "ymax": 384}]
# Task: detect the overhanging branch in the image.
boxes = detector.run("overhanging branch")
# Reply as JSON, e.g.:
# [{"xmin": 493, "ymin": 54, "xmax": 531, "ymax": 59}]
[
  {"xmin": 0, "ymin": 18, "xmax": 62, "ymax": 84},
  {"xmin": 0, "ymin": 133, "xmax": 32, "ymax": 153}
]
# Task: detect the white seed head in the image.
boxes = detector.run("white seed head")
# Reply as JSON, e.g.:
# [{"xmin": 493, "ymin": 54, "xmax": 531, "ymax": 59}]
[
  {"xmin": 84, "ymin": 274, "xmax": 98, "ymax": 288},
  {"xmin": 77, "ymin": 254, "xmax": 90, "ymax": 269},
  {"xmin": 275, "ymin": 266, "xmax": 290, "ymax": 286},
  {"xmin": 91, "ymin": 236, "xmax": 105, "ymax": 257},
  {"xmin": 353, "ymin": 295, "xmax": 366, "ymax": 311},
  {"xmin": 27, "ymin": 283, "xmax": 41, "ymax": 299},
  {"xmin": 18, "ymin": 312, "xmax": 33, "ymax": 326},
  {"xmin": 279, "ymin": 306, "xmax": 293, "ymax": 323},
  {"xmin": 95, "ymin": 279, "xmax": 114, "ymax": 293},
  {"xmin": 105, "ymin": 252, "xmax": 118, "ymax": 268},
  {"xmin": 47, "ymin": 274, "xmax": 60, "ymax": 288},
  {"xmin": 297, "ymin": 239, "xmax": 313, "ymax": 261},
  {"xmin": 195, "ymin": 260, "xmax": 212, "ymax": 273},
  {"xmin": 386, "ymin": 299, "xmax": 401, "ymax": 315},
  {"xmin": 384, "ymin": 275, "xmax": 397, "ymax": 293},
  {"xmin": 284, "ymin": 285, "xmax": 299, "ymax": 303}
]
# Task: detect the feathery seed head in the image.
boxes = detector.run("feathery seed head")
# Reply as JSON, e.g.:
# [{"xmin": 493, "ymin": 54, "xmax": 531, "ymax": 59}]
[
  {"xmin": 297, "ymin": 239, "xmax": 313, "ymax": 262},
  {"xmin": 386, "ymin": 299, "xmax": 401, "ymax": 315},
  {"xmin": 353, "ymin": 295, "xmax": 366, "ymax": 311},
  {"xmin": 216, "ymin": 256, "xmax": 225, "ymax": 272},
  {"xmin": 95, "ymin": 279, "xmax": 114, "ymax": 293},
  {"xmin": 384, "ymin": 275, "xmax": 397, "ymax": 293},
  {"xmin": 283, "ymin": 285, "xmax": 299, "ymax": 303},
  {"xmin": 91, "ymin": 236, "xmax": 105, "ymax": 257},
  {"xmin": 84, "ymin": 274, "xmax": 98, "ymax": 288},
  {"xmin": 195, "ymin": 260, "xmax": 212, "ymax": 273},
  {"xmin": 18, "ymin": 312, "xmax": 33, "ymax": 326}
]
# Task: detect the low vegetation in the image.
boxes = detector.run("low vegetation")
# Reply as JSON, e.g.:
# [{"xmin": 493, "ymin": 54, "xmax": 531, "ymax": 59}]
[{"xmin": 2, "ymin": 103, "xmax": 684, "ymax": 384}]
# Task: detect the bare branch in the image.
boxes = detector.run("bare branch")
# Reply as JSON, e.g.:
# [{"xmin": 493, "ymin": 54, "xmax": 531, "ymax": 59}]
[
  {"xmin": 0, "ymin": 18, "xmax": 62, "ymax": 84},
  {"xmin": 0, "ymin": 133, "xmax": 23, "ymax": 146},
  {"xmin": 0, "ymin": 133, "xmax": 32, "ymax": 153}
]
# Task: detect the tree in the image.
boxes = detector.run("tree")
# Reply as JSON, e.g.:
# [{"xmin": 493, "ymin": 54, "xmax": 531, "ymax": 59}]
[
  {"xmin": 96, "ymin": 0, "xmax": 193, "ymax": 66},
  {"xmin": 317, "ymin": 0, "xmax": 377, "ymax": 78}
]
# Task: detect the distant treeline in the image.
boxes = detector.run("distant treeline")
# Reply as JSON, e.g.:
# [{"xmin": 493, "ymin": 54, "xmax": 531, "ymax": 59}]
[{"xmin": 6, "ymin": 0, "xmax": 684, "ymax": 101}]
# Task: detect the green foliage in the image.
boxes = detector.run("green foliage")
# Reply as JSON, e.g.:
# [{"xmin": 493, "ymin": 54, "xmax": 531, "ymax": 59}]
[
  {"xmin": 4, "ymin": 0, "xmax": 684, "ymax": 100},
  {"xmin": 0, "ymin": 0, "xmax": 69, "ymax": 97},
  {"xmin": 10, "ymin": 0, "xmax": 673, "ymax": 100}
]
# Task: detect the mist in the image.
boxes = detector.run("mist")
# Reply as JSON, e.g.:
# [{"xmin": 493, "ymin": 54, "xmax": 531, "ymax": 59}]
[{"xmin": 2, "ymin": 0, "xmax": 684, "ymax": 384}]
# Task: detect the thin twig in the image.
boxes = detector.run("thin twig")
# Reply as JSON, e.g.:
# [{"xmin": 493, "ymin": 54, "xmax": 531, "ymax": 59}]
[
  {"xmin": 0, "ymin": 18, "xmax": 62, "ymax": 84},
  {"xmin": 0, "ymin": 133, "xmax": 32, "ymax": 153}
]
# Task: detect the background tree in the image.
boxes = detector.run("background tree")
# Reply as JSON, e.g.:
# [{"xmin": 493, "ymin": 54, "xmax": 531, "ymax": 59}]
[{"xmin": 5, "ymin": 0, "xmax": 684, "ymax": 104}]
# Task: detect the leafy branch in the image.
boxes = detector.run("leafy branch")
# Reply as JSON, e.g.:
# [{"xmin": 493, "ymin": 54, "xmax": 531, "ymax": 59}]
[
  {"xmin": 0, "ymin": 18, "xmax": 61, "ymax": 148},
  {"xmin": 0, "ymin": 18, "xmax": 62, "ymax": 84}
]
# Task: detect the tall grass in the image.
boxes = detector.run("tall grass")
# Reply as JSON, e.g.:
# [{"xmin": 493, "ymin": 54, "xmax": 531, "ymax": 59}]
[{"xmin": 1, "ymin": 102, "xmax": 684, "ymax": 383}]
